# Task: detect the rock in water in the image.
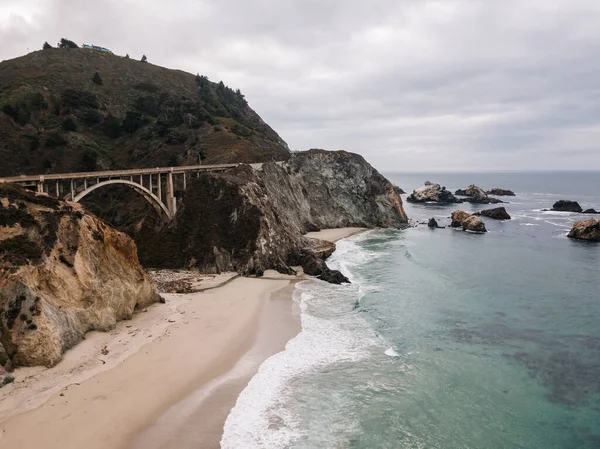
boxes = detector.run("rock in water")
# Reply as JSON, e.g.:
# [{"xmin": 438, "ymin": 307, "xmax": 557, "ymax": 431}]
[
  {"xmin": 455, "ymin": 185, "xmax": 503, "ymax": 204},
  {"xmin": 583, "ymin": 209, "xmax": 599, "ymax": 214},
  {"xmin": 451, "ymin": 210, "xmax": 472, "ymax": 227},
  {"xmin": 428, "ymin": 218, "xmax": 440, "ymax": 228},
  {"xmin": 450, "ymin": 210, "xmax": 487, "ymax": 232},
  {"xmin": 486, "ymin": 188, "xmax": 516, "ymax": 196},
  {"xmin": 552, "ymin": 200, "xmax": 583, "ymax": 213},
  {"xmin": 137, "ymin": 150, "xmax": 408, "ymax": 282},
  {"xmin": 567, "ymin": 218, "xmax": 600, "ymax": 241},
  {"xmin": 0, "ymin": 184, "xmax": 160, "ymax": 368},
  {"xmin": 463, "ymin": 215, "xmax": 487, "ymax": 233},
  {"xmin": 406, "ymin": 183, "xmax": 461, "ymax": 203},
  {"xmin": 394, "ymin": 185, "xmax": 406, "ymax": 194},
  {"xmin": 475, "ymin": 207, "xmax": 511, "ymax": 220}
]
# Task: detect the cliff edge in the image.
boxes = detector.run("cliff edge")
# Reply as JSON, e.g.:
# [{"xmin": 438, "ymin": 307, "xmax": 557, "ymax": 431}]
[{"xmin": 137, "ymin": 149, "xmax": 408, "ymax": 279}]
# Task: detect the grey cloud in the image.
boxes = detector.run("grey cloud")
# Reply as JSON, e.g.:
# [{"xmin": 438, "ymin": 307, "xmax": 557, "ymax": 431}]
[{"xmin": 1, "ymin": 0, "xmax": 600, "ymax": 171}]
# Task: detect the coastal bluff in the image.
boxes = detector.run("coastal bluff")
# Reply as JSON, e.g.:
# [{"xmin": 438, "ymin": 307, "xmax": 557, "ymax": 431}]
[
  {"xmin": 137, "ymin": 149, "xmax": 408, "ymax": 279},
  {"xmin": 0, "ymin": 184, "xmax": 160, "ymax": 370}
]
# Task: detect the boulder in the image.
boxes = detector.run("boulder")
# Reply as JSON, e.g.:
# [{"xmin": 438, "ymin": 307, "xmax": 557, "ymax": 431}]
[
  {"xmin": 567, "ymin": 218, "xmax": 600, "ymax": 242},
  {"xmin": 451, "ymin": 210, "xmax": 472, "ymax": 227},
  {"xmin": 474, "ymin": 207, "xmax": 511, "ymax": 220},
  {"xmin": 583, "ymin": 209, "xmax": 599, "ymax": 214},
  {"xmin": 551, "ymin": 200, "xmax": 583, "ymax": 213},
  {"xmin": 394, "ymin": 185, "xmax": 406, "ymax": 194},
  {"xmin": 486, "ymin": 188, "xmax": 515, "ymax": 196},
  {"xmin": 463, "ymin": 215, "xmax": 487, "ymax": 233},
  {"xmin": 407, "ymin": 184, "xmax": 461, "ymax": 203},
  {"xmin": 428, "ymin": 218, "xmax": 440, "ymax": 228}
]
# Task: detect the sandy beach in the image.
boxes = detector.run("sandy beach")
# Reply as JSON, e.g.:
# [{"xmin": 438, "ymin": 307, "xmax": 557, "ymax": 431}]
[{"xmin": 0, "ymin": 227, "xmax": 365, "ymax": 449}]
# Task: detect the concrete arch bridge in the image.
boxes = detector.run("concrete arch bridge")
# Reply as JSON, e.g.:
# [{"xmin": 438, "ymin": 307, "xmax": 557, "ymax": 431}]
[{"xmin": 0, "ymin": 164, "xmax": 240, "ymax": 221}]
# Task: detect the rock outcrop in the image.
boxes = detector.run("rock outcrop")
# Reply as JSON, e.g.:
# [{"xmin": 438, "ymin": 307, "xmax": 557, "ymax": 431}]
[
  {"xmin": 455, "ymin": 185, "xmax": 503, "ymax": 204},
  {"xmin": 137, "ymin": 150, "xmax": 408, "ymax": 281},
  {"xmin": 583, "ymin": 209, "xmax": 599, "ymax": 214},
  {"xmin": 474, "ymin": 207, "xmax": 511, "ymax": 220},
  {"xmin": 406, "ymin": 183, "xmax": 461, "ymax": 203},
  {"xmin": 428, "ymin": 218, "xmax": 440, "ymax": 228},
  {"xmin": 567, "ymin": 218, "xmax": 600, "ymax": 242},
  {"xmin": 552, "ymin": 200, "xmax": 583, "ymax": 213},
  {"xmin": 450, "ymin": 210, "xmax": 487, "ymax": 233},
  {"xmin": 0, "ymin": 184, "xmax": 160, "ymax": 369},
  {"xmin": 486, "ymin": 188, "xmax": 515, "ymax": 196}
]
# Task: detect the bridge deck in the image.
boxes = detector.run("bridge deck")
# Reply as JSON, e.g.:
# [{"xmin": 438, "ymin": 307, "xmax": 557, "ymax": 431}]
[{"xmin": 0, "ymin": 164, "xmax": 239, "ymax": 183}]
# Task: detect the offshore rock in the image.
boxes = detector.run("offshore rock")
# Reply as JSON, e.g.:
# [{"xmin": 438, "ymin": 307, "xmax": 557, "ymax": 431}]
[
  {"xmin": 428, "ymin": 218, "xmax": 440, "ymax": 228},
  {"xmin": 583, "ymin": 209, "xmax": 599, "ymax": 214},
  {"xmin": 406, "ymin": 183, "xmax": 461, "ymax": 203},
  {"xmin": 552, "ymin": 200, "xmax": 583, "ymax": 213},
  {"xmin": 451, "ymin": 210, "xmax": 472, "ymax": 227},
  {"xmin": 463, "ymin": 215, "xmax": 487, "ymax": 233},
  {"xmin": 138, "ymin": 150, "xmax": 408, "ymax": 282},
  {"xmin": 0, "ymin": 184, "xmax": 160, "ymax": 368},
  {"xmin": 455, "ymin": 185, "xmax": 503, "ymax": 204},
  {"xmin": 450, "ymin": 210, "xmax": 487, "ymax": 232},
  {"xmin": 474, "ymin": 207, "xmax": 511, "ymax": 220},
  {"xmin": 486, "ymin": 188, "xmax": 516, "ymax": 196},
  {"xmin": 567, "ymin": 218, "xmax": 600, "ymax": 242}
]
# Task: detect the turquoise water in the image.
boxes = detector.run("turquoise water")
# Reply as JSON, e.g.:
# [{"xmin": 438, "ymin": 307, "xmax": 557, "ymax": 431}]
[{"xmin": 222, "ymin": 172, "xmax": 600, "ymax": 448}]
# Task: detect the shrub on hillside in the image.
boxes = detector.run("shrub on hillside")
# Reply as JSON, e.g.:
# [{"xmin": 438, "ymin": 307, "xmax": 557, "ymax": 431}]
[
  {"xmin": 81, "ymin": 150, "xmax": 98, "ymax": 171},
  {"xmin": 80, "ymin": 109, "xmax": 103, "ymax": 126},
  {"xmin": 92, "ymin": 72, "xmax": 103, "ymax": 86},
  {"xmin": 61, "ymin": 117, "xmax": 77, "ymax": 132},
  {"xmin": 43, "ymin": 42, "xmax": 52, "ymax": 50},
  {"xmin": 2, "ymin": 104, "xmax": 29, "ymax": 125},
  {"xmin": 45, "ymin": 131, "xmax": 67, "ymax": 147},
  {"xmin": 134, "ymin": 96, "xmax": 159, "ymax": 116},
  {"xmin": 141, "ymin": 55, "xmax": 148, "ymax": 63},
  {"xmin": 122, "ymin": 110, "xmax": 146, "ymax": 133},
  {"xmin": 231, "ymin": 123, "xmax": 252, "ymax": 137},
  {"xmin": 61, "ymin": 89, "xmax": 99, "ymax": 109},
  {"xmin": 102, "ymin": 114, "xmax": 123, "ymax": 139}
]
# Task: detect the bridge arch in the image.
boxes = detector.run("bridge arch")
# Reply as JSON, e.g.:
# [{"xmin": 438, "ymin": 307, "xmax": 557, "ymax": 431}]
[{"xmin": 72, "ymin": 179, "xmax": 172, "ymax": 220}]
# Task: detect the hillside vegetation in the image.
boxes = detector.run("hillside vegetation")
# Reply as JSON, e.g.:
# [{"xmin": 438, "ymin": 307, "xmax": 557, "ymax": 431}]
[{"xmin": 0, "ymin": 48, "xmax": 289, "ymax": 177}]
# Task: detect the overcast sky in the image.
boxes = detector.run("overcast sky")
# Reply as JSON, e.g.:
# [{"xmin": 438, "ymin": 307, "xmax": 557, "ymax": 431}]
[{"xmin": 1, "ymin": 0, "xmax": 600, "ymax": 172}]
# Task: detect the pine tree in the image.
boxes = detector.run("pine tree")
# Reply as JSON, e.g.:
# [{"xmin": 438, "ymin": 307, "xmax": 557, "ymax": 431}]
[
  {"xmin": 58, "ymin": 38, "xmax": 78, "ymax": 49},
  {"xmin": 92, "ymin": 72, "xmax": 103, "ymax": 86}
]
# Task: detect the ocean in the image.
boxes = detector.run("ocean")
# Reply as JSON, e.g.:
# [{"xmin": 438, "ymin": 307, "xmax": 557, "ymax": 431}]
[{"xmin": 221, "ymin": 172, "xmax": 600, "ymax": 448}]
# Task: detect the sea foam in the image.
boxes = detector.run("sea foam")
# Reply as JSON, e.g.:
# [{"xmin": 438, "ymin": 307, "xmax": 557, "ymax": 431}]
[{"xmin": 221, "ymin": 234, "xmax": 384, "ymax": 448}]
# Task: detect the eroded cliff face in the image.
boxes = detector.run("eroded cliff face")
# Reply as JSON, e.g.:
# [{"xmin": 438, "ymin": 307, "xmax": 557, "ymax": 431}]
[
  {"xmin": 0, "ymin": 185, "xmax": 160, "ymax": 369},
  {"xmin": 138, "ymin": 149, "xmax": 408, "ymax": 278}
]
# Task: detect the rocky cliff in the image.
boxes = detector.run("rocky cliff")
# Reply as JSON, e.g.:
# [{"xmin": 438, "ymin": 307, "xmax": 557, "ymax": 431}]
[
  {"xmin": 137, "ymin": 150, "xmax": 408, "ymax": 279},
  {"xmin": 0, "ymin": 184, "xmax": 160, "ymax": 369}
]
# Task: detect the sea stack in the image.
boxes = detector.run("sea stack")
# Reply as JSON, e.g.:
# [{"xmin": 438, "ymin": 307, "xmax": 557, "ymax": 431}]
[{"xmin": 567, "ymin": 218, "xmax": 600, "ymax": 241}]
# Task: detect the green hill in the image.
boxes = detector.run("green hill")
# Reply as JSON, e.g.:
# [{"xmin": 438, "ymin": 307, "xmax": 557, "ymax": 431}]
[{"xmin": 0, "ymin": 47, "xmax": 290, "ymax": 177}]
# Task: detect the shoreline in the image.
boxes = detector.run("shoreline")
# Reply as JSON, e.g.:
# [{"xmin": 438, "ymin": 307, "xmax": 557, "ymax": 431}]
[{"xmin": 0, "ymin": 227, "xmax": 367, "ymax": 449}]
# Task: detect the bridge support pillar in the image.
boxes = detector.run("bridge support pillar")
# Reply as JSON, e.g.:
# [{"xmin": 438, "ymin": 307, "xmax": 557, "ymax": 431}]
[{"xmin": 167, "ymin": 171, "xmax": 176, "ymax": 217}]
